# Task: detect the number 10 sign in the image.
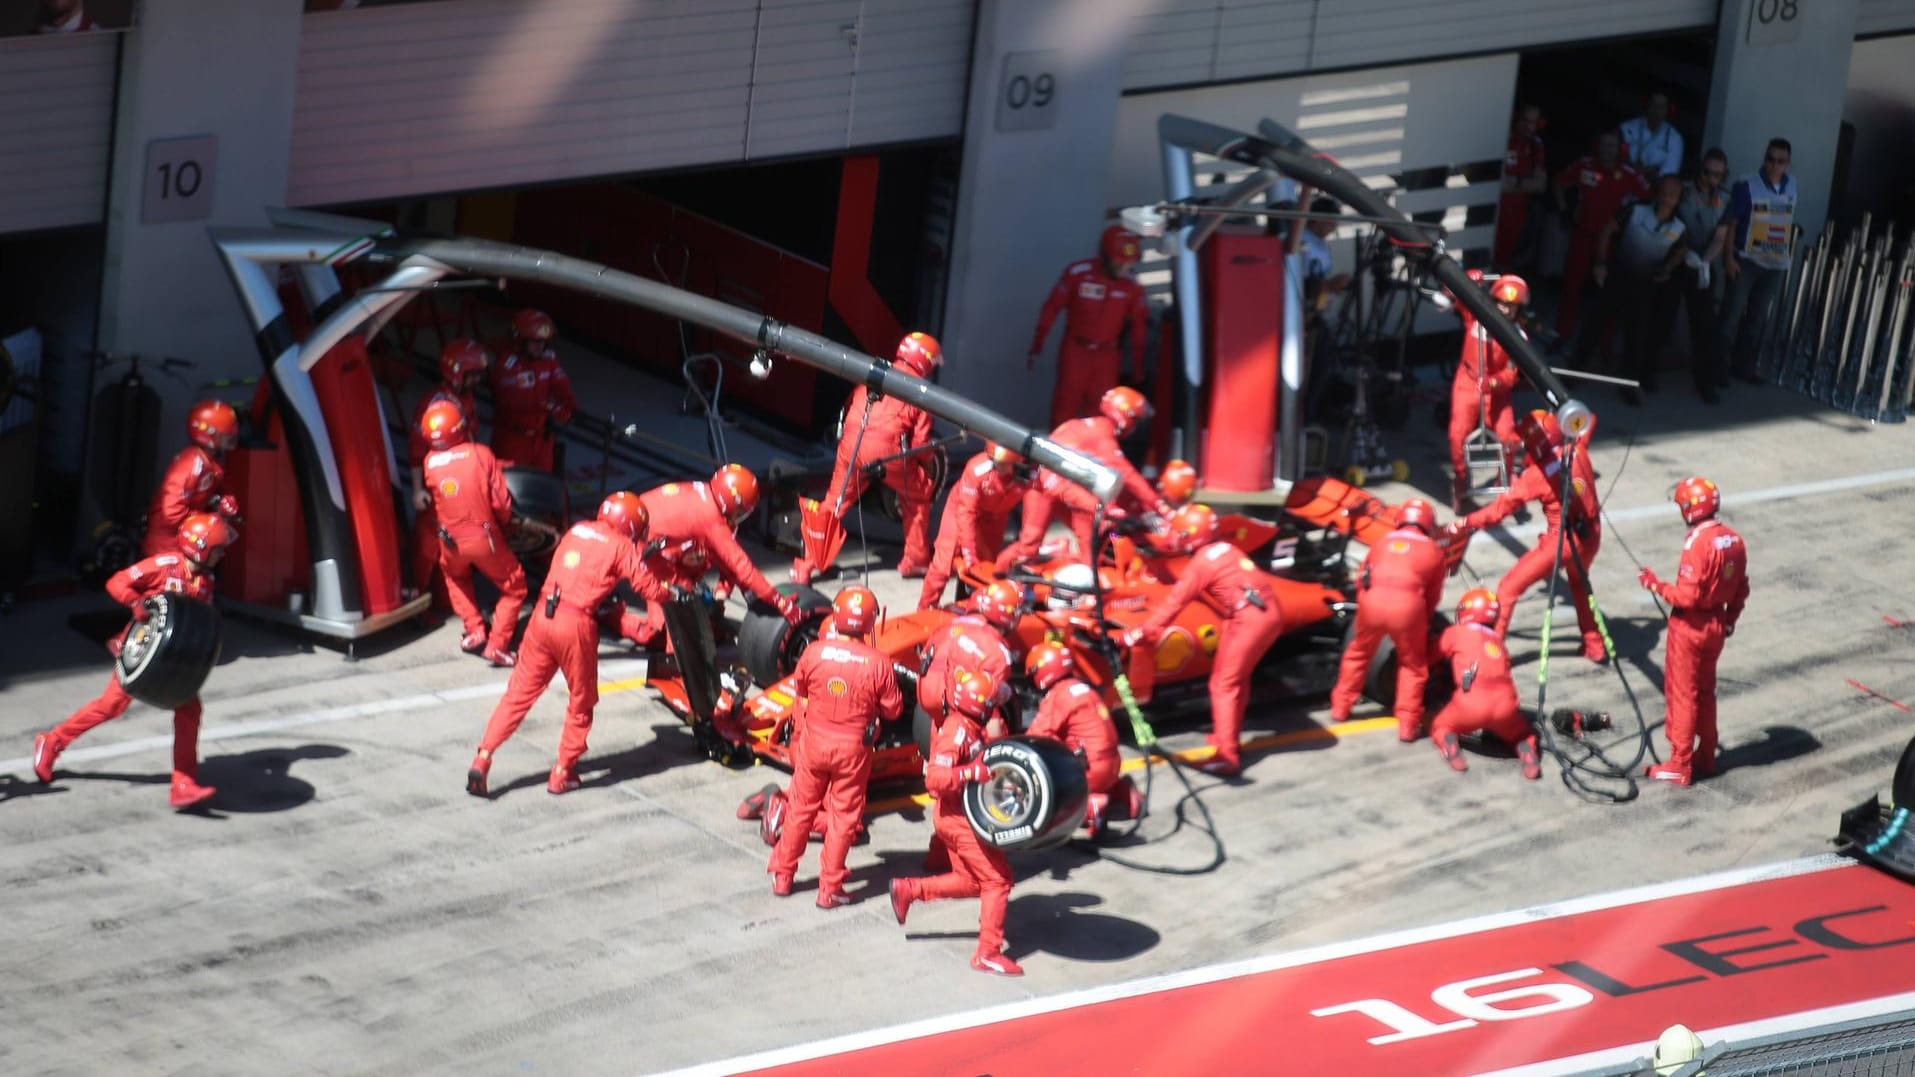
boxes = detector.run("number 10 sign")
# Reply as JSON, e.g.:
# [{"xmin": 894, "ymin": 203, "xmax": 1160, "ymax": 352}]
[{"xmin": 142, "ymin": 136, "xmax": 218, "ymax": 224}]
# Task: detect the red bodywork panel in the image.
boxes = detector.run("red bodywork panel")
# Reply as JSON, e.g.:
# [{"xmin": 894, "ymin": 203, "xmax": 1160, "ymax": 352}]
[
  {"xmin": 307, "ymin": 336, "xmax": 405, "ymax": 615},
  {"xmin": 1201, "ymin": 229, "xmax": 1283, "ymax": 492},
  {"xmin": 218, "ymin": 382, "xmax": 311, "ymax": 605}
]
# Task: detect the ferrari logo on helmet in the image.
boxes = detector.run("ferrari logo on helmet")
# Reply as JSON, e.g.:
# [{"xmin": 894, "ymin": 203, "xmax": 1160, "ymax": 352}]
[
  {"xmin": 1573, "ymin": 478, "xmax": 1587, "ymax": 495},
  {"xmin": 1237, "ymin": 557, "xmax": 1254, "ymax": 573},
  {"xmin": 439, "ymin": 478, "xmax": 459, "ymax": 497},
  {"xmin": 1388, "ymin": 541, "xmax": 1407, "ymax": 553},
  {"xmin": 662, "ymin": 483, "xmax": 679, "ymax": 495},
  {"xmin": 1197, "ymin": 623, "xmax": 1221, "ymax": 654},
  {"xmin": 562, "ymin": 550, "xmax": 581, "ymax": 569},
  {"xmin": 1486, "ymin": 642, "xmax": 1504, "ymax": 659},
  {"xmin": 827, "ymin": 678, "xmax": 848, "ymax": 697}
]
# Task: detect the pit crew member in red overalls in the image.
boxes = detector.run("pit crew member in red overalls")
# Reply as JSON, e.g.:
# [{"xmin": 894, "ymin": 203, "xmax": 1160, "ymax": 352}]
[
  {"xmin": 143, "ymin": 400, "xmax": 240, "ymax": 558},
  {"xmin": 1554, "ymin": 132, "xmax": 1650, "ymax": 337},
  {"xmin": 918, "ymin": 443, "xmax": 1030, "ymax": 609},
  {"xmin": 1158, "ymin": 458, "xmax": 1198, "ymax": 508},
  {"xmin": 616, "ymin": 465, "xmax": 801, "ymax": 647},
  {"xmin": 998, "ymin": 387, "xmax": 1169, "ymax": 569},
  {"xmin": 1328, "ymin": 499, "xmax": 1447, "ymax": 742},
  {"xmin": 1430, "ymin": 588, "xmax": 1541, "ymax": 780},
  {"xmin": 466, "ymin": 492, "xmax": 669, "ymax": 797},
  {"xmin": 1493, "ymin": 105, "xmax": 1547, "ymax": 269},
  {"xmin": 490, "ymin": 309, "xmax": 576, "ymax": 473},
  {"xmin": 409, "ymin": 339, "xmax": 487, "ymax": 611},
  {"xmin": 1031, "ymin": 225, "xmax": 1150, "ymax": 429},
  {"xmin": 918, "ymin": 579, "xmax": 1021, "ymax": 727},
  {"xmin": 1452, "ymin": 410, "xmax": 1606, "ymax": 663},
  {"xmin": 1638, "ymin": 477, "xmax": 1748, "ymax": 786},
  {"xmin": 890, "ymin": 670, "xmax": 1024, "ymax": 977},
  {"xmin": 34, "ymin": 513, "xmax": 237, "ymax": 810},
  {"xmin": 1126, "ymin": 504, "xmax": 1286, "ymax": 777},
  {"xmin": 1025, "ymin": 641, "xmax": 1139, "ymax": 835},
  {"xmin": 793, "ymin": 332, "xmax": 942, "ymax": 584},
  {"xmin": 767, "ymin": 585, "xmax": 903, "ymax": 907},
  {"xmin": 1448, "ymin": 275, "xmax": 1526, "ymax": 511},
  {"xmin": 420, "ymin": 400, "xmax": 526, "ymax": 666}
]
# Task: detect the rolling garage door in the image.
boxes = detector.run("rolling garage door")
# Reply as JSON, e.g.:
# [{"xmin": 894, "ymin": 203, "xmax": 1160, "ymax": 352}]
[
  {"xmin": 1123, "ymin": 0, "xmax": 1716, "ymax": 91},
  {"xmin": 0, "ymin": 33, "xmax": 118, "ymax": 235},
  {"xmin": 1858, "ymin": 0, "xmax": 1915, "ymax": 36},
  {"xmin": 288, "ymin": 0, "xmax": 974, "ymax": 208}
]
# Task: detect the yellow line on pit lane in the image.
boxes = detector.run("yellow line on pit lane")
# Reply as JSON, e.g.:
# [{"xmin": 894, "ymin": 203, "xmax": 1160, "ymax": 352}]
[{"xmin": 862, "ymin": 716, "xmax": 1399, "ymax": 815}]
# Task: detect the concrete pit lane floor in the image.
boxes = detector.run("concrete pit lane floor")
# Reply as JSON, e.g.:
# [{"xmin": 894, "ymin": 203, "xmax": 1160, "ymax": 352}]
[{"xmin": 3, "ymin": 383, "xmax": 1912, "ymax": 1075}]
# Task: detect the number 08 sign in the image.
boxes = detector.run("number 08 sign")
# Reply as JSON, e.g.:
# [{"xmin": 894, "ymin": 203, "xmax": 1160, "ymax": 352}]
[{"xmin": 142, "ymin": 136, "xmax": 218, "ymax": 224}]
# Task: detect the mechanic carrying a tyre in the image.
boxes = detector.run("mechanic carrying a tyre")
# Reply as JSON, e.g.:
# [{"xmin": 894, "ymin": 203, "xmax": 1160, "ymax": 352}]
[
  {"xmin": 419, "ymin": 399, "xmax": 525, "ymax": 667},
  {"xmin": 766, "ymin": 585, "xmax": 903, "ymax": 908},
  {"xmin": 143, "ymin": 400, "xmax": 242, "ymax": 559},
  {"xmin": 1329, "ymin": 498, "xmax": 1448, "ymax": 742},
  {"xmin": 467, "ymin": 492, "xmax": 671, "ymax": 797},
  {"xmin": 33, "ymin": 513, "xmax": 238, "ymax": 810},
  {"xmin": 1124, "ymin": 504, "xmax": 1287, "ymax": 778},
  {"xmin": 890, "ymin": 669, "xmax": 1024, "ymax": 977}
]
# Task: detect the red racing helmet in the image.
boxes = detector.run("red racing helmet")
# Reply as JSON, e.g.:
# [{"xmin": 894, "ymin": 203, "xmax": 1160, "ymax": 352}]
[
  {"xmin": 512, "ymin": 309, "xmax": 555, "ymax": 343},
  {"xmin": 1673, "ymin": 476, "xmax": 1721, "ymax": 525},
  {"xmin": 1517, "ymin": 409, "xmax": 1564, "ymax": 466},
  {"xmin": 1025, "ymin": 641, "xmax": 1075, "ymax": 691},
  {"xmin": 440, "ymin": 338, "xmax": 489, "ymax": 389},
  {"xmin": 1489, "ymin": 274, "xmax": 1530, "ymax": 308},
  {"xmin": 187, "ymin": 400, "xmax": 239, "ymax": 454},
  {"xmin": 177, "ymin": 513, "xmax": 237, "ymax": 569},
  {"xmin": 895, "ymin": 332, "xmax": 943, "ymax": 376},
  {"xmin": 948, "ymin": 668, "xmax": 998, "ymax": 720},
  {"xmin": 1168, "ymin": 503, "xmax": 1219, "ymax": 549},
  {"xmin": 420, "ymin": 399, "xmax": 468, "ymax": 451},
  {"xmin": 1100, "ymin": 225, "xmax": 1143, "ymax": 272},
  {"xmin": 1100, "ymin": 386, "xmax": 1152, "ymax": 437},
  {"xmin": 710, "ymin": 464, "xmax": 760, "ymax": 525},
  {"xmin": 1457, "ymin": 587, "xmax": 1500, "ymax": 627},
  {"xmin": 598, "ymin": 491, "xmax": 649, "ymax": 543},
  {"xmin": 831, "ymin": 585, "xmax": 878, "ymax": 637},
  {"xmin": 1159, "ymin": 459, "xmax": 1198, "ymax": 506},
  {"xmin": 973, "ymin": 579, "xmax": 1022, "ymax": 633},
  {"xmin": 1395, "ymin": 498, "xmax": 1436, "ymax": 536}
]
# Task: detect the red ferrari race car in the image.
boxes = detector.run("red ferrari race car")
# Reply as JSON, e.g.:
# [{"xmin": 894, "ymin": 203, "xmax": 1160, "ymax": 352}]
[{"xmin": 643, "ymin": 475, "xmax": 1465, "ymax": 786}]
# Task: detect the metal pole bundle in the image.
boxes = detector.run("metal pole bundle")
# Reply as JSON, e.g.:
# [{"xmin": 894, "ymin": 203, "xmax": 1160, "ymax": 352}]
[{"xmin": 1766, "ymin": 215, "xmax": 1912, "ymax": 423}]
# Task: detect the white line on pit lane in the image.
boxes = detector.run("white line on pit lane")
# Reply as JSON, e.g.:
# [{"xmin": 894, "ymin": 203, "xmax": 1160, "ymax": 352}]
[{"xmin": 0, "ymin": 657, "xmax": 653, "ymax": 777}]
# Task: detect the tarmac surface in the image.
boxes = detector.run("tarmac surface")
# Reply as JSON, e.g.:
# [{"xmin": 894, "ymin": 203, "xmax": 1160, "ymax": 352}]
[{"xmin": 4, "ymin": 377, "xmax": 1913, "ymax": 1076}]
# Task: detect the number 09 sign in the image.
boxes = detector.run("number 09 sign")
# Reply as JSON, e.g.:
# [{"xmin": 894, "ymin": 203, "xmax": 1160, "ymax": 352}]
[
  {"xmin": 142, "ymin": 136, "xmax": 218, "ymax": 224},
  {"xmin": 996, "ymin": 51, "xmax": 1058, "ymax": 133}
]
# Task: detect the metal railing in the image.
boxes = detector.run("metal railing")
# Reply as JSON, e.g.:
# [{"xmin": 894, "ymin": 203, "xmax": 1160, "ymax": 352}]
[{"xmin": 1764, "ymin": 214, "xmax": 1915, "ymax": 422}]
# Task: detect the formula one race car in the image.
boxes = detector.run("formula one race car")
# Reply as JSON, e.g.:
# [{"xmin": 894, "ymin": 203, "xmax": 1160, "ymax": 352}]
[{"xmin": 644, "ymin": 474, "xmax": 1464, "ymax": 783}]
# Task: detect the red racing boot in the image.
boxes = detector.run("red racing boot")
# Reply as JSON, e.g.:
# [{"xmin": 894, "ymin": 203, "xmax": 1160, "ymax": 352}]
[
  {"xmin": 483, "ymin": 647, "xmax": 516, "ymax": 668},
  {"xmin": 465, "ymin": 751, "xmax": 491, "ymax": 797},
  {"xmin": 1398, "ymin": 715, "xmax": 1424, "ymax": 743},
  {"xmin": 790, "ymin": 558, "xmax": 817, "ymax": 586},
  {"xmin": 771, "ymin": 873, "xmax": 793, "ymax": 898},
  {"xmin": 459, "ymin": 630, "xmax": 487, "ymax": 654},
  {"xmin": 971, "ymin": 946, "xmax": 1024, "ymax": 977},
  {"xmin": 1517, "ymin": 737, "xmax": 1543, "ymax": 780},
  {"xmin": 1583, "ymin": 633, "xmax": 1608, "ymax": 664},
  {"xmin": 1437, "ymin": 733, "xmax": 1468, "ymax": 772},
  {"xmin": 896, "ymin": 560, "xmax": 928, "ymax": 580},
  {"xmin": 1117, "ymin": 774, "xmax": 1145, "ymax": 820},
  {"xmin": 31, "ymin": 732, "xmax": 60, "ymax": 783},
  {"xmin": 816, "ymin": 889, "xmax": 853, "ymax": 910},
  {"xmin": 1646, "ymin": 762, "xmax": 1692, "ymax": 787},
  {"xmin": 169, "ymin": 773, "xmax": 216, "ymax": 810},
  {"xmin": 889, "ymin": 878, "xmax": 917, "ymax": 926},
  {"xmin": 548, "ymin": 764, "xmax": 581, "ymax": 795},
  {"xmin": 1196, "ymin": 755, "xmax": 1240, "ymax": 778}
]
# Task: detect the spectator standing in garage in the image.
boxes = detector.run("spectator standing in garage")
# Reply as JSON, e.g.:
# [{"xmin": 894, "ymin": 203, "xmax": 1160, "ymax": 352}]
[
  {"xmin": 1553, "ymin": 131, "xmax": 1650, "ymax": 340},
  {"xmin": 1494, "ymin": 104, "xmax": 1548, "ymax": 270},
  {"xmin": 491, "ymin": 309, "xmax": 575, "ymax": 473},
  {"xmin": 1578, "ymin": 174, "xmax": 1688, "ymax": 405},
  {"xmin": 1619, "ymin": 91, "xmax": 1685, "ymax": 183},
  {"xmin": 1665, "ymin": 148, "xmax": 1733, "ymax": 404},
  {"xmin": 1715, "ymin": 137, "xmax": 1797, "ymax": 384}
]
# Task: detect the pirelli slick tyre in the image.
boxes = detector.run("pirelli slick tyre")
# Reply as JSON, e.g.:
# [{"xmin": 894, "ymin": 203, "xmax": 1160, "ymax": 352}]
[
  {"xmin": 115, "ymin": 595, "xmax": 222, "ymax": 710},
  {"xmin": 1356, "ymin": 612, "xmax": 1455, "ymax": 708},
  {"xmin": 502, "ymin": 466, "xmax": 569, "ymax": 566},
  {"xmin": 738, "ymin": 583, "xmax": 832, "ymax": 686},
  {"xmin": 963, "ymin": 735, "xmax": 1090, "ymax": 853}
]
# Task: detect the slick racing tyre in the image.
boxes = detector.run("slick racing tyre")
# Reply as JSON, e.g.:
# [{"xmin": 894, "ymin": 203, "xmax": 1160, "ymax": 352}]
[
  {"xmin": 963, "ymin": 735, "xmax": 1090, "ymax": 853},
  {"xmin": 502, "ymin": 466, "xmax": 569, "ymax": 567},
  {"xmin": 115, "ymin": 595, "xmax": 222, "ymax": 710},
  {"xmin": 1356, "ymin": 612, "xmax": 1455, "ymax": 709},
  {"xmin": 738, "ymin": 583, "xmax": 832, "ymax": 686}
]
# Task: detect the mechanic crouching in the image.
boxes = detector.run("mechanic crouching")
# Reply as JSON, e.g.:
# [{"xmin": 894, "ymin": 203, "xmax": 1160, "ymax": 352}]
[
  {"xmin": 767, "ymin": 586, "xmax": 903, "ymax": 907},
  {"xmin": 1430, "ymin": 589, "xmax": 1542, "ymax": 780},
  {"xmin": 1125, "ymin": 504, "xmax": 1286, "ymax": 778},
  {"xmin": 467, "ymin": 493, "xmax": 670, "ymax": 797},
  {"xmin": 890, "ymin": 669, "xmax": 1023, "ymax": 977},
  {"xmin": 1330, "ymin": 499, "xmax": 1447, "ymax": 742},
  {"xmin": 917, "ymin": 442, "xmax": 1030, "ymax": 610},
  {"xmin": 1025, "ymin": 642, "xmax": 1139, "ymax": 835}
]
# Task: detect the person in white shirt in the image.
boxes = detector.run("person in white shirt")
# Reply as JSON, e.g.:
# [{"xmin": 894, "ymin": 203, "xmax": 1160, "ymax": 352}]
[
  {"xmin": 1620, "ymin": 92, "xmax": 1685, "ymax": 183},
  {"xmin": 1577, "ymin": 175, "xmax": 1688, "ymax": 404}
]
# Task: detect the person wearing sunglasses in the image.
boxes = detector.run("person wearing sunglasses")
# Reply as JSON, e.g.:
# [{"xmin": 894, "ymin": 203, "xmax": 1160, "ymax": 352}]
[{"xmin": 1712, "ymin": 138, "xmax": 1796, "ymax": 385}]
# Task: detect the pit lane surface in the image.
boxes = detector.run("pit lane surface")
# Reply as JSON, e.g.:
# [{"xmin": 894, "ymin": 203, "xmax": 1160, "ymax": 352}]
[{"xmin": 3, "ymin": 387, "xmax": 1913, "ymax": 1075}]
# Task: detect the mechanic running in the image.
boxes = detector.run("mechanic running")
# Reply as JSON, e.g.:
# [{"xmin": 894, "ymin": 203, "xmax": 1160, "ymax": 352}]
[
  {"xmin": 1639, "ymin": 477, "xmax": 1748, "ymax": 786},
  {"xmin": 794, "ymin": 333, "xmax": 943, "ymax": 585},
  {"xmin": 467, "ymin": 492, "xmax": 670, "ymax": 797},
  {"xmin": 490, "ymin": 309, "xmax": 576, "ymax": 473},
  {"xmin": 34, "ymin": 513, "xmax": 237, "ymax": 810},
  {"xmin": 767, "ymin": 586, "xmax": 903, "ymax": 907},
  {"xmin": 144, "ymin": 400, "xmax": 241, "ymax": 558},
  {"xmin": 1030, "ymin": 225, "xmax": 1150, "ymax": 430}
]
